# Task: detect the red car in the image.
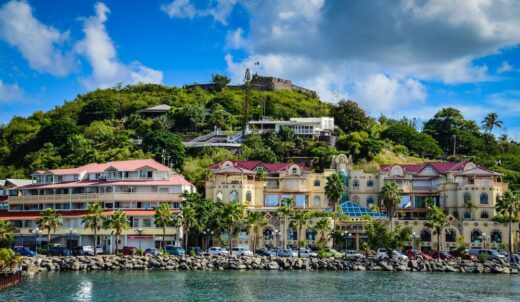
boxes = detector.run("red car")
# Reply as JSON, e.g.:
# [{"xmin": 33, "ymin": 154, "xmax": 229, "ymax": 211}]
[
  {"xmin": 116, "ymin": 246, "xmax": 137, "ymax": 255},
  {"xmin": 430, "ymin": 251, "xmax": 454, "ymax": 260},
  {"xmin": 449, "ymin": 250, "xmax": 477, "ymax": 260}
]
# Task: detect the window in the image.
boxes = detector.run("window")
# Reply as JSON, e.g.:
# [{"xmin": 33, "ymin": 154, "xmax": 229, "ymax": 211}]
[
  {"xmin": 288, "ymin": 228, "xmax": 297, "ymax": 241},
  {"xmin": 229, "ymin": 191, "xmax": 239, "ymax": 202},
  {"xmin": 313, "ymin": 196, "xmax": 321, "ymax": 207},
  {"xmin": 266, "ymin": 195, "xmax": 279, "ymax": 207},
  {"xmin": 445, "ymin": 229, "xmax": 457, "ymax": 242},
  {"xmin": 313, "ymin": 179, "xmax": 321, "ymax": 187},
  {"xmin": 491, "ymin": 230, "xmax": 502, "ymax": 243},
  {"xmin": 463, "ymin": 192, "xmax": 471, "ymax": 203},
  {"xmin": 424, "ymin": 167, "xmax": 433, "ymax": 174},
  {"xmin": 480, "ymin": 193, "xmax": 489, "ymax": 204},
  {"xmin": 306, "ymin": 229, "xmax": 316, "ymax": 241},
  {"xmin": 142, "ymin": 219, "xmax": 152, "ymax": 228},
  {"xmin": 216, "ymin": 191, "xmax": 223, "ymax": 202},
  {"xmin": 463, "ymin": 210, "xmax": 471, "ymax": 219},
  {"xmin": 295, "ymin": 194, "xmax": 306, "ymax": 207},
  {"xmin": 480, "ymin": 211, "xmax": 489, "ymax": 219},
  {"xmin": 246, "ymin": 191, "xmax": 252, "ymax": 202},
  {"xmin": 352, "ymin": 180, "xmax": 360, "ymax": 190},
  {"xmin": 367, "ymin": 196, "xmax": 374, "ymax": 208},
  {"xmin": 471, "ymin": 229, "xmax": 482, "ymax": 243},
  {"xmin": 367, "ymin": 180, "xmax": 374, "ymax": 187},
  {"xmin": 420, "ymin": 229, "xmax": 431, "ymax": 242},
  {"xmin": 292, "ymin": 167, "xmax": 298, "ymax": 175},
  {"xmin": 263, "ymin": 228, "xmax": 274, "ymax": 240}
]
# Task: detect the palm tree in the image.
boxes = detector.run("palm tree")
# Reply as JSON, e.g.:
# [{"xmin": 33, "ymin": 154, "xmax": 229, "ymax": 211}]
[
  {"xmin": 35, "ymin": 208, "xmax": 62, "ymax": 254},
  {"xmin": 246, "ymin": 211, "xmax": 268, "ymax": 254},
  {"xmin": 154, "ymin": 203, "xmax": 174, "ymax": 250},
  {"xmin": 103, "ymin": 210, "xmax": 130, "ymax": 253},
  {"xmin": 464, "ymin": 200, "xmax": 477, "ymax": 220},
  {"xmin": 0, "ymin": 221, "xmax": 15, "ymax": 248},
  {"xmin": 481, "ymin": 112, "xmax": 503, "ymax": 133},
  {"xmin": 82, "ymin": 202, "xmax": 104, "ymax": 255},
  {"xmin": 496, "ymin": 190, "xmax": 520, "ymax": 262},
  {"xmin": 276, "ymin": 198, "xmax": 294, "ymax": 249},
  {"xmin": 380, "ymin": 181, "xmax": 402, "ymax": 229},
  {"xmin": 425, "ymin": 203, "xmax": 449, "ymax": 259},
  {"xmin": 179, "ymin": 205, "xmax": 197, "ymax": 251},
  {"xmin": 223, "ymin": 202, "xmax": 246, "ymax": 253},
  {"xmin": 289, "ymin": 211, "xmax": 312, "ymax": 257},
  {"xmin": 314, "ymin": 218, "xmax": 331, "ymax": 246},
  {"xmin": 325, "ymin": 173, "xmax": 345, "ymax": 213}
]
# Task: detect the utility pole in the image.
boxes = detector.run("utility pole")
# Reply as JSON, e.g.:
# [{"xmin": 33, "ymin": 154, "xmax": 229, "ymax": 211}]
[
  {"xmin": 243, "ymin": 68, "xmax": 251, "ymax": 138},
  {"xmin": 452, "ymin": 135, "xmax": 457, "ymax": 156}
]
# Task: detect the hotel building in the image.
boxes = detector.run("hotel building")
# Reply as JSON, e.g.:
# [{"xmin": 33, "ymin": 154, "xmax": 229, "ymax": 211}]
[{"xmin": 0, "ymin": 159, "xmax": 195, "ymax": 252}]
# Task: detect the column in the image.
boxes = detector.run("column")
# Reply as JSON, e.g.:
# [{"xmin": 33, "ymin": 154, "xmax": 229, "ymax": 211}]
[{"xmin": 355, "ymin": 233, "xmax": 360, "ymax": 250}]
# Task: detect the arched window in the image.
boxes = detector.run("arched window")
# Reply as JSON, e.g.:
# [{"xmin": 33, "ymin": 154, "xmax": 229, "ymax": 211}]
[
  {"xmin": 367, "ymin": 180, "xmax": 374, "ymax": 187},
  {"xmin": 288, "ymin": 228, "xmax": 297, "ymax": 241},
  {"xmin": 463, "ymin": 210, "xmax": 471, "ymax": 219},
  {"xmin": 491, "ymin": 230, "xmax": 502, "ymax": 243},
  {"xmin": 353, "ymin": 180, "xmax": 360, "ymax": 189},
  {"xmin": 480, "ymin": 193, "xmax": 489, "ymax": 204},
  {"xmin": 480, "ymin": 210, "xmax": 489, "ymax": 219},
  {"xmin": 420, "ymin": 229, "xmax": 431, "ymax": 242},
  {"xmin": 313, "ymin": 196, "xmax": 321, "ymax": 207},
  {"xmin": 367, "ymin": 196, "xmax": 374, "ymax": 208},
  {"xmin": 263, "ymin": 227, "xmax": 274, "ymax": 240},
  {"xmin": 471, "ymin": 229, "xmax": 482, "ymax": 243},
  {"xmin": 292, "ymin": 167, "xmax": 298, "ymax": 175},
  {"xmin": 246, "ymin": 191, "xmax": 252, "ymax": 202},
  {"xmin": 306, "ymin": 228, "xmax": 316, "ymax": 241},
  {"xmin": 216, "ymin": 191, "xmax": 223, "ymax": 202},
  {"xmin": 229, "ymin": 191, "xmax": 238, "ymax": 202},
  {"xmin": 445, "ymin": 229, "xmax": 457, "ymax": 242},
  {"xmin": 464, "ymin": 192, "xmax": 471, "ymax": 203},
  {"xmin": 352, "ymin": 196, "xmax": 360, "ymax": 204},
  {"xmin": 313, "ymin": 179, "xmax": 320, "ymax": 187}
]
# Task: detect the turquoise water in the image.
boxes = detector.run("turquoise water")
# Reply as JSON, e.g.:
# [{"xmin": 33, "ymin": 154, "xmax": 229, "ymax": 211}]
[{"xmin": 1, "ymin": 271, "xmax": 519, "ymax": 302}]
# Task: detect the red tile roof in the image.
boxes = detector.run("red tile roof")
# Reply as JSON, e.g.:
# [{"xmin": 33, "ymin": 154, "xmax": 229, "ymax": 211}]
[
  {"xmin": 210, "ymin": 160, "xmax": 307, "ymax": 173},
  {"xmin": 32, "ymin": 159, "xmax": 170, "ymax": 175},
  {"xmin": 380, "ymin": 161, "xmax": 470, "ymax": 174}
]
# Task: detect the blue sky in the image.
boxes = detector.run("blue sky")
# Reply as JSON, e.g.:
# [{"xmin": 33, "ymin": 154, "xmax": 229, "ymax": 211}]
[{"xmin": 1, "ymin": 0, "xmax": 520, "ymax": 139}]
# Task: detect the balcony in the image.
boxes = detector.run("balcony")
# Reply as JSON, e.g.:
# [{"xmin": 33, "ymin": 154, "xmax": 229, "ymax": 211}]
[{"xmin": 8, "ymin": 192, "xmax": 182, "ymax": 205}]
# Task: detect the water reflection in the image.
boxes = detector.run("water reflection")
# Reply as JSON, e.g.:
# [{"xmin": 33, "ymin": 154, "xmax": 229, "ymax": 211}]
[{"xmin": 74, "ymin": 279, "xmax": 93, "ymax": 302}]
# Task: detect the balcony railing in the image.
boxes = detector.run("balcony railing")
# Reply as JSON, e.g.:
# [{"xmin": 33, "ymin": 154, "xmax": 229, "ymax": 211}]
[{"xmin": 8, "ymin": 192, "xmax": 181, "ymax": 204}]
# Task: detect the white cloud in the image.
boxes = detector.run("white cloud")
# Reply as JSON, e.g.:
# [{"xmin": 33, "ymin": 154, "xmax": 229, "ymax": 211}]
[
  {"xmin": 76, "ymin": 3, "xmax": 163, "ymax": 89},
  {"xmin": 161, "ymin": 0, "xmax": 237, "ymax": 25},
  {"xmin": 0, "ymin": 80, "xmax": 22, "ymax": 102},
  {"xmin": 497, "ymin": 61, "xmax": 514, "ymax": 74},
  {"xmin": 0, "ymin": 0, "xmax": 75, "ymax": 76},
  {"xmin": 225, "ymin": 28, "xmax": 246, "ymax": 49}
]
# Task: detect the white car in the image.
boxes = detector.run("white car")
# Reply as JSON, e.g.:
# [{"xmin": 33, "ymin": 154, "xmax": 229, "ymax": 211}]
[
  {"xmin": 278, "ymin": 249, "xmax": 298, "ymax": 257},
  {"xmin": 344, "ymin": 250, "xmax": 364, "ymax": 259},
  {"xmin": 208, "ymin": 247, "xmax": 229, "ymax": 256},
  {"xmin": 230, "ymin": 247, "xmax": 253, "ymax": 256},
  {"xmin": 296, "ymin": 248, "xmax": 318, "ymax": 258},
  {"xmin": 376, "ymin": 248, "xmax": 408, "ymax": 260}
]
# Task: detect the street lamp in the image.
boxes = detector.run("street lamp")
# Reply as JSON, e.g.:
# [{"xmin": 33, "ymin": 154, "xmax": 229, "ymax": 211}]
[
  {"xmin": 274, "ymin": 229, "xmax": 280, "ymax": 249},
  {"xmin": 482, "ymin": 232, "xmax": 487, "ymax": 249},
  {"xmin": 412, "ymin": 232, "xmax": 417, "ymax": 258},
  {"xmin": 135, "ymin": 228, "xmax": 144, "ymax": 250},
  {"xmin": 34, "ymin": 228, "xmax": 42, "ymax": 255}
]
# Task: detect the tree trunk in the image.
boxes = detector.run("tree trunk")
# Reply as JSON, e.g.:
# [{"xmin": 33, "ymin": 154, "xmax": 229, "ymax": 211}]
[
  {"xmin": 228, "ymin": 224, "xmax": 233, "ymax": 256},
  {"xmin": 509, "ymin": 216, "xmax": 513, "ymax": 262},
  {"xmin": 115, "ymin": 234, "xmax": 119, "ymax": 254},
  {"xmin": 298, "ymin": 225, "xmax": 302, "ymax": 257},
  {"xmin": 284, "ymin": 216, "xmax": 287, "ymax": 249},
  {"xmin": 437, "ymin": 232, "xmax": 441, "ymax": 259},
  {"xmin": 163, "ymin": 227, "xmax": 166, "ymax": 251},
  {"xmin": 47, "ymin": 231, "xmax": 51, "ymax": 255},
  {"xmin": 184, "ymin": 229, "xmax": 189, "ymax": 250},
  {"xmin": 94, "ymin": 224, "xmax": 98, "ymax": 255}
]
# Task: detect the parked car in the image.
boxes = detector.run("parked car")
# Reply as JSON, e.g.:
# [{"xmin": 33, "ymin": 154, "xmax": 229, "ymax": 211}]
[
  {"xmin": 278, "ymin": 249, "xmax": 298, "ymax": 257},
  {"xmin": 231, "ymin": 247, "xmax": 254, "ymax": 256},
  {"xmin": 255, "ymin": 249, "xmax": 276, "ymax": 256},
  {"xmin": 294, "ymin": 248, "xmax": 317, "ymax": 258},
  {"xmin": 207, "ymin": 247, "xmax": 229, "ymax": 256},
  {"xmin": 144, "ymin": 248, "xmax": 161, "ymax": 256},
  {"xmin": 448, "ymin": 250, "xmax": 477, "ymax": 260},
  {"xmin": 494, "ymin": 249, "xmax": 508, "ymax": 258},
  {"xmin": 48, "ymin": 246, "xmax": 72, "ymax": 256},
  {"xmin": 344, "ymin": 250, "xmax": 364, "ymax": 259},
  {"xmin": 469, "ymin": 248, "xmax": 505, "ymax": 260},
  {"xmin": 12, "ymin": 246, "xmax": 36, "ymax": 257},
  {"xmin": 165, "ymin": 246, "xmax": 185, "ymax": 256},
  {"xmin": 430, "ymin": 251, "xmax": 455, "ymax": 260},
  {"xmin": 376, "ymin": 248, "xmax": 408, "ymax": 260},
  {"xmin": 187, "ymin": 247, "xmax": 204, "ymax": 255},
  {"xmin": 117, "ymin": 246, "xmax": 137, "ymax": 256}
]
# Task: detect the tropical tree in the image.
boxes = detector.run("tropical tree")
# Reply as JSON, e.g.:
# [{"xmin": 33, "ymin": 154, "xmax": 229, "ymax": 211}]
[
  {"xmin": 82, "ymin": 202, "xmax": 104, "ymax": 255},
  {"xmin": 0, "ymin": 248, "xmax": 22, "ymax": 273},
  {"xmin": 179, "ymin": 205, "xmax": 197, "ymax": 251},
  {"xmin": 464, "ymin": 199, "xmax": 477, "ymax": 220},
  {"xmin": 103, "ymin": 210, "xmax": 130, "ymax": 253},
  {"xmin": 424, "ymin": 202, "xmax": 450, "ymax": 258},
  {"xmin": 380, "ymin": 181, "xmax": 402, "ymax": 229},
  {"xmin": 0, "ymin": 221, "xmax": 15, "ymax": 248},
  {"xmin": 276, "ymin": 198, "xmax": 294, "ymax": 249},
  {"xmin": 314, "ymin": 218, "xmax": 331, "ymax": 246},
  {"xmin": 222, "ymin": 202, "xmax": 246, "ymax": 253},
  {"xmin": 496, "ymin": 190, "xmax": 520, "ymax": 261},
  {"xmin": 325, "ymin": 174, "xmax": 345, "ymax": 213},
  {"xmin": 246, "ymin": 211, "xmax": 268, "ymax": 254},
  {"xmin": 35, "ymin": 208, "xmax": 62, "ymax": 254},
  {"xmin": 154, "ymin": 203, "xmax": 174, "ymax": 250},
  {"xmin": 481, "ymin": 112, "xmax": 503, "ymax": 133},
  {"xmin": 289, "ymin": 211, "xmax": 312, "ymax": 257}
]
